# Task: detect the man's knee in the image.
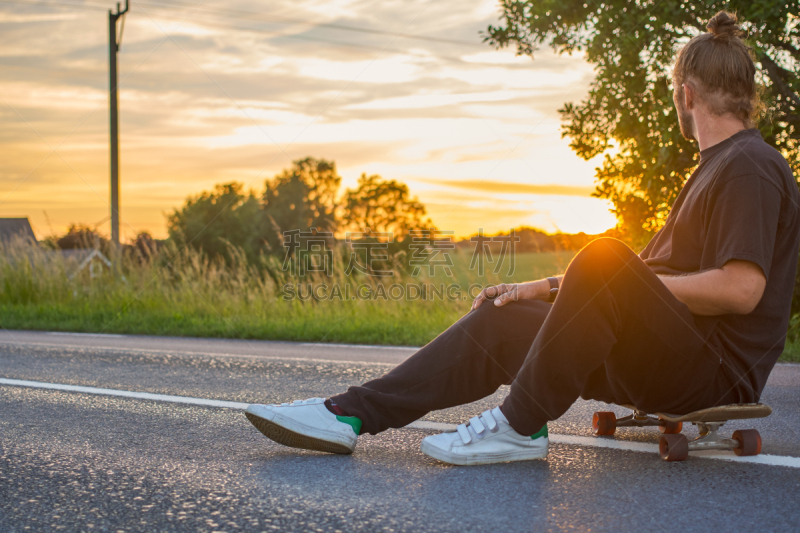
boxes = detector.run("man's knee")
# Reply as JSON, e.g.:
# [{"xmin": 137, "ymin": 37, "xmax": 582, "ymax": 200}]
[
  {"xmin": 467, "ymin": 297, "xmax": 532, "ymax": 333},
  {"xmin": 470, "ymin": 298, "xmax": 509, "ymax": 325},
  {"xmin": 581, "ymin": 237, "xmax": 634, "ymax": 259},
  {"xmin": 570, "ymin": 238, "xmax": 636, "ymax": 271}
]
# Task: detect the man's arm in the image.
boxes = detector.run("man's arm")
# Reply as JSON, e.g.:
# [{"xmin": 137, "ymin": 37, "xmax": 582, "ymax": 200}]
[
  {"xmin": 472, "ymin": 259, "xmax": 767, "ymax": 316},
  {"xmin": 658, "ymin": 259, "xmax": 766, "ymax": 316},
  {"xmin": 474, "ymin": 260, "xmax": 765, "ymax": 315}
]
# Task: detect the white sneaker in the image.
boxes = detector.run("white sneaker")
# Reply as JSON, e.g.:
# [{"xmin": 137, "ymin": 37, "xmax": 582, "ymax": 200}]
[
  {"xmin": 420, "ymin": 407, "xmax": 548, "ymax": 465},
  {"xmin": 245, "ymin": 398, "xmax": 361, "ymax": 454}
]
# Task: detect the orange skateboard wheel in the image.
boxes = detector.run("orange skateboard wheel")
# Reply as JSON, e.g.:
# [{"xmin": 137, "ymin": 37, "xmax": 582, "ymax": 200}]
[
  {"xmin": 659, "ymin": 434, "xmax": 689, "ymax": 461},
  {"xmin": 733, "ymin": 429, "xmax": 762, "ymax": 456},
  {"xmin": 658, "ymin": 419, "xmax": 683, "ymax": 434},
  {"xmin": 592, "ymin": 411, "xmax": 616, "ymax": 436}
]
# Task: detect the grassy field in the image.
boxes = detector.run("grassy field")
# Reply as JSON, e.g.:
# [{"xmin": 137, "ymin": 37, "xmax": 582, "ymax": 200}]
[
  {"xmin": 0, "ymin": 241, "xmax": 797, "ymax": 362},
  {"xmin": 781, "ymin": 340, "xmax": 800, "ymax": 363},
  {"xmin": 0, "ymin": 242, "xmax": 573, "ymax": 346}
]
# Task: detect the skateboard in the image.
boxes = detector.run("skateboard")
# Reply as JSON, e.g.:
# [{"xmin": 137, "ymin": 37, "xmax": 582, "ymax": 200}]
[{"xmin": 591, "ymin": 403, "xmax": 772, "ymax": 462}]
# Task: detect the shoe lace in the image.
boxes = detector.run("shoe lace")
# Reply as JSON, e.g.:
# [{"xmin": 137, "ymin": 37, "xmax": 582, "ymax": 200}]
[{"xmin": 456, "ymin": 409, "xmax": 499, "ymax": 445}]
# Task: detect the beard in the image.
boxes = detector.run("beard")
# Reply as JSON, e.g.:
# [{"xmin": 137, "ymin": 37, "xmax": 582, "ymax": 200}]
[
  {"xmin": 677, "ymin": 106, "xmax": 696, "ymax": 141},
  {"xmin": 675, "ymin": 88, "xmax": 696, "ymax": 141}
]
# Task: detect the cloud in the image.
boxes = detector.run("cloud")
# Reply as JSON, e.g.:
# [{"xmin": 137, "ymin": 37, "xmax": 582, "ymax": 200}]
[
  {"xmin": 423, "ymin": 193, "xmax": 616, "ymax": 236},
  {"xmin": 0, "ymin": 0, "xmax": 612, "ymax": 241},
  {"xmin": 425, "ymin": 179, "xmax": 596, "ymax": 197}
]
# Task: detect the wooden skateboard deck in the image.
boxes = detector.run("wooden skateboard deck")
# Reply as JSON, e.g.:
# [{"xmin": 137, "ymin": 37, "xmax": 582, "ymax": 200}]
[{"xmin": 620, "ymin": 403, "xmax": 772, "ymax": 423}]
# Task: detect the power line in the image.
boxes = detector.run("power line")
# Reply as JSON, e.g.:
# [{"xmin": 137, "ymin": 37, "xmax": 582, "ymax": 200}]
[
  {"xmin": 0, "ymin": 0, "xmax": 485, "ymax": 48},
  {"xmin": 152, "ymin": 17, "xmax": 473, "ymax": 64},
  {"xmin": 0, "ymin": 0, "xmax": 487, "ymax": 64},
  {"xmin": 0, "ymin": 0, "xmax": 106, "ymax": 12},
  {"xmin": 134, "ymin": 0, "xmax": 484, "ymax": 48}
]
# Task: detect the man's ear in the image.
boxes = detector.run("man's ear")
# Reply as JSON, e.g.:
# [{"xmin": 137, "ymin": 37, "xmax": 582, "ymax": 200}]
[{"xmin": 682, "ymin": 82, "xmax": 695, "ymax": 110}]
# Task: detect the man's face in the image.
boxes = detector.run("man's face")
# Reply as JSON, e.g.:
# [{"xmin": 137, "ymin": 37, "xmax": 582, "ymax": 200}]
[{"xmin": 673, "ymin": 79, "xmax": 695, "ymax": 141}]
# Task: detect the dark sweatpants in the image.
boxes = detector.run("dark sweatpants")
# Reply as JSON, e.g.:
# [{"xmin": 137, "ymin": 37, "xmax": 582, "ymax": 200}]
[{"xmin": 332, "ymin": 238, "xmax": 741, "ymax": 436}]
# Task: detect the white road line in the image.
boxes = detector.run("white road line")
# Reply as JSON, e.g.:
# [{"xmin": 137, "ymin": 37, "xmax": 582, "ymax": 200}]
[
  {"xmin": 0, "ymin": 341, "xmax": 397, "ymax": 366},
  {"xmin": 46, "ymin": 332, "xmax": 127, "ymax": 338},
  {"xmin": 391, "ymin": 421, "xmax": 800, "ymax": 468},
  {"xmin": 300, "ymin": 343, "xmax": 419, "ymax": 351},
  {"xmin": 2, "ymin": 377, "xmax": 800, "ymax": 469},
  {"xmin": 35, "ymin": 331, "xmax": 418, "ymax": 349},
  {"xmin": 0, "ymin": 378, "xmax": 249, "ymax": 410}
]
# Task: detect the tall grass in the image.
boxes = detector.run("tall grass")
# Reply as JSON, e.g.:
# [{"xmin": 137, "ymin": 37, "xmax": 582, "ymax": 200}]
[
  {"xmin": 1, "ymin": 239, "xmax": 797, "ymax": 362},
  {"xmin": 0, "ymin": 239, "xmax": 570, "ymax": 346},
  {"xmin": 781, "ymin": 314, "xmax": 800, "ymax": 363}
]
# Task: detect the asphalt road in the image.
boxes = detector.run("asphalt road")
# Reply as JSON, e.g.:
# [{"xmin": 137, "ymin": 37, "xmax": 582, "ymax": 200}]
[{"xmin": 1, "ymin": 330, "xmax": 799, "ymax": 532}]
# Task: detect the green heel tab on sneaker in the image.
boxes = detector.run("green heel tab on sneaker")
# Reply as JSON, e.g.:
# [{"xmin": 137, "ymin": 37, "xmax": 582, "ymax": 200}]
[
  {"xmin": 336, "ymin": 415, "xmax": 363, "ymax": 435},
  {"xmin": 530, "ymin": 424, "xmax": 548, "ymax": 440}
]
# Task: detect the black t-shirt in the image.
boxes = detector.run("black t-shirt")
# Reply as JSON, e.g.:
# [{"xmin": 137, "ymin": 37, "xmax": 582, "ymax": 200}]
[{"xmin": 640, "ymin": 128, "xmax": 800, "ymax": 401}]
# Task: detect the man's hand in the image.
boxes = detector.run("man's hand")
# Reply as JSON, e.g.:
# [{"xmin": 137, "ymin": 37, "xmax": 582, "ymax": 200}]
[{"xmin": 471, "ymin": 280, "xmax": 550, "ymax": 310}]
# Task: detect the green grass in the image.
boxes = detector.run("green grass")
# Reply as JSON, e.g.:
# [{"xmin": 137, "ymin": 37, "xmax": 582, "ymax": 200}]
[
  {"xmin": 781, "ymin": 338, "xmax": 800, "ymax": 363},
  {"xmin": 0, "ymin": 300, "xmax": 460, "ymax": 346},
  {"xmin": 0, "ymin": 242, "xmax": 573, "ymax": 346},
  {"xmin": 0, "ymin": 241, "xmax": 796, "ymax": 362}
]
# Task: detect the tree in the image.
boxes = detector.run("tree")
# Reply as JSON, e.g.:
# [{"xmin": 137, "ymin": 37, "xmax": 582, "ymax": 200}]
[
  {"xmin": 167, "ymin": 182, "xmax": 266, "ymax": 262},
  {"xmin": 340, "ymin": 173, "xmax": 434, "ymax": 275},
  {"xmin": 262, "ymin": 157, "xmax": 341, "ymax": 249},
  {"xmin": 485, "ymin": 1, "xmax": 799, "ymax": 243},
  {"xmin": 56, "ymin": 224, "xmax": 110, "ymax": 253},
  {"xmin": 124, "ymin": 232, "xmax": 162, "ymax": 263},
  {"xmin": 166, "ymin": 158, "xmax": 435, "ymax": 276},
  {"xmin": 341, "ymin": 173, "xmax": 431, "ymax": 236}
]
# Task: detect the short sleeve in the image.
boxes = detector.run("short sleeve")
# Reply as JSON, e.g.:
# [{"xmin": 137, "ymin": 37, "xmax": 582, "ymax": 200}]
[{"xmin": 702, "ymin": 174, "xmax": 782, "ymax": 280}]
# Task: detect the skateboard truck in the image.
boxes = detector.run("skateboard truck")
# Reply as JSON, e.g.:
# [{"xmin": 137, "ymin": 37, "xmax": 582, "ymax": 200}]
[
  {"xmin": 591, "ymin": 403, "xmax": 770, "ymax": 462},
  {"xmin": 593, "ymin": 409, "xmax": 682, "ymax": 435},
  {"xmin": 687, "ymin": 421, "xmax": 744, "ymax": 451}
]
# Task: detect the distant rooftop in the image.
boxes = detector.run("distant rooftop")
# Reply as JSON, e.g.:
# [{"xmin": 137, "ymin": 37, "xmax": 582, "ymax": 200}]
[{"xmin": 0, "ymin": 218, "xmax": 36, "ymax": 243}]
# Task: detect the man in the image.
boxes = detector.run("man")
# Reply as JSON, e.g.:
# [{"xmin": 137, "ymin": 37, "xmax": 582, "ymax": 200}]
[{"xmin": 244, "ymin": 11, "xmax": 800, "ymax": 465}]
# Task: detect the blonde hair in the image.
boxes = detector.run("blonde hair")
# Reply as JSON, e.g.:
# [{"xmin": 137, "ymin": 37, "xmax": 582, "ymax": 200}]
[{"xmin": 673, "ymin": 11, "xmax": 762, "ymax": 127}]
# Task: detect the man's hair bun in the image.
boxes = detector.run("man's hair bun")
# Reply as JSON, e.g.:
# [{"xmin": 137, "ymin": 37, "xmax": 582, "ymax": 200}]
[
  {"xmin": 706, "ymin": 11, "xmax": 741, "ymax": 40},
  {"xmin": 674, "ymin": 10, "xmax": 760, "ymax": 128}
]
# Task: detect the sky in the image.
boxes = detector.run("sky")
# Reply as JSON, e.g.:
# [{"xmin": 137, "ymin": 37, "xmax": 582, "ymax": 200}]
[{"xmin": 0, "ymin": 0, "xmax": 618, "ymax": 241}]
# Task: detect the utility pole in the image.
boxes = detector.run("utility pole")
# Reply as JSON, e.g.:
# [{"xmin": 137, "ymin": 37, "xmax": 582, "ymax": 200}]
[{"xmin": 109, "ymin": 0, "xmax": 129, "ymax": 249}]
